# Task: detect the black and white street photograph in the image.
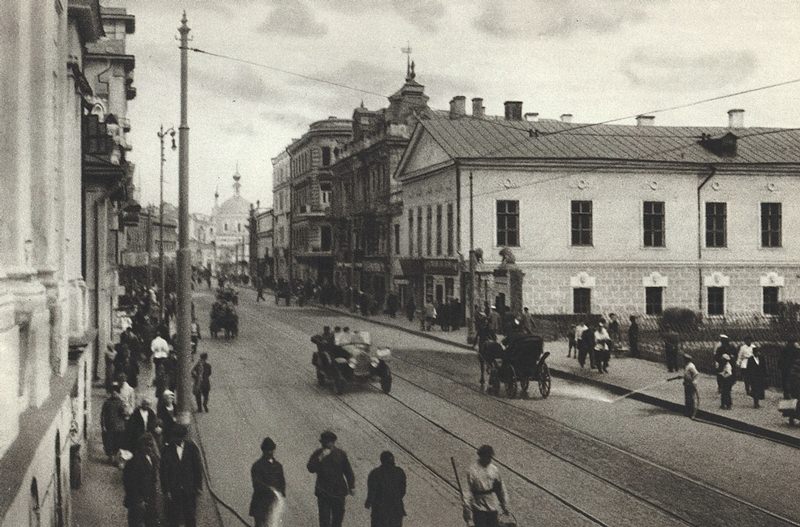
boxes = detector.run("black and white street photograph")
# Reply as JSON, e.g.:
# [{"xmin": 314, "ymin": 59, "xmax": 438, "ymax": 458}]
[{"xmin": 3, "ymin": 1, "xmax": 800, "ymax": 526}]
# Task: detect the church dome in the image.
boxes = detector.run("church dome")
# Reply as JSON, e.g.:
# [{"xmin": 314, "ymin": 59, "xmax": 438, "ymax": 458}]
[{"xmin": 216, "ymin": 167, "xmax": 251, "ymax": 216}]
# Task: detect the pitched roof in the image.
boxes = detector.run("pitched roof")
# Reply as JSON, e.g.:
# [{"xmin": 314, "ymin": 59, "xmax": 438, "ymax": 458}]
[{"xmin": 417, "ymin": 117, "xmax": 800, "ymax": 165}]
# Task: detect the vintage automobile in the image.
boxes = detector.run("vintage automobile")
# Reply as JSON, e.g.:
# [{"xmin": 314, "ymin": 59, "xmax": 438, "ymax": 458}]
[
  {"xmin": 312, "ymin": 331, "xmax": 392, "ymax": 394},
  {"xmin": 210, "ymin": 300, "xmax": 238, "ymax": 339}
]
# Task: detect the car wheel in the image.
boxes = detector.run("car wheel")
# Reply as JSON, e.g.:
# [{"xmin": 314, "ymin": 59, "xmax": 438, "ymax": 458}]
[
  {"xmin": 334, "ymin": 373, "xmax": 345, "ymax": 395},
  {"xmin": 380, "ymin": 366, "xmax": 392, "ymax": 394}
]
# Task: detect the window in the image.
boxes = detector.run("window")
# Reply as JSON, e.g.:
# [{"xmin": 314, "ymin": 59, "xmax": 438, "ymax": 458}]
[
  {"xmin": 237, "ymin": 223, "xmax": 242, "ymax": 232},
  {"xmin": 761, "ymin": 202, "xmax": 781, "ymax": 248},
  {"xmin": 322, "ymin": 147, "xmax": 331, "ymax": 166},
  {"xmin": 224, "ymin": 223, "xmax": 228, "ymax": 232},
  {"xmin": 707, "ymin": 287, "xmax": 725, "ymax": 315},
  {"xmin": 408, "ymin": 210, "xmax": 414, "ymax": 255},
  {"xmin": 763, "ymin": 286, "xmax": 780, "ymax": 315},
  {"xmin": 705, "ymin": 202, "xmax": 727, "ymax": 248},
  {"xmin": 571, "ymin": 200, "xmax": 592, "ymax": 246},
  {"xmin": 394, "ymin": 224, "xmax": 400, "ymax": 255},
  {"xmin": 573, "ymin": 288, "xmax": 591, "ymax": 314},
  {"xmin": 416, "ymin": 207, "xmax": 422, "ymax": 256},
  {"xmin": 426, "ymin": 206, "xmax": 432, "ymax": 256},
  {"xmin": 320, "ymin": 182, "xmax": 331, "ymax": 205},
  {"xmin": 436, "ymin": 205, "xmax": 443, "ymax": 255},
  {"xmin": 425, "ymin": 275, "xmax": 434, "ymax": 304},
  {"xmin": 320, "ymin": 226, "xmax": 332, "ymax": 251},
  {"xmin": 446, "ymin": 203, "xmax": 454, "ymax": 256},
  {"xmin": 643, "ymin": 201, "xmax": 665, "ymax": 247},
  {"xmin": 496, "ymin": 200, "xmax": 519, "ymax": 246},
  {"xmin": 645, "ymin": 287, "xmax": 663, "ymax": 315}
]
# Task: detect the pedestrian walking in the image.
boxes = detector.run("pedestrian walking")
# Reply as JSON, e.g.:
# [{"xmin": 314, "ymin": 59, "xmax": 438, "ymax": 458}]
[
  {"xmin": 256, "ymin": 276, "xmax": 266, "ymax": 302},
  {"xmin": 423, "ymin": 304, "xmax": 437, "ymax": 332},
  {"xmin": 405, "ymin": 298, "xmax": 415, "ymax": 323},
  {"xmin": 462, "ymin": 445, "xmax": 509, "ymax": 527},
  {"xmin": 574, "ymin": 322, "xmax": 588, "ymax": 362},
  {"xmin": 578, "ymin": 322, "xmax": 594, "ymax": 368},
  {"xmin": 567, "ymin": 324, "xmax": 577, "ymax": 358},
  {"xmin": 151, "ymin": 332, "xmax": 170, "ymax": 385},
  {"xmin": 780, "ymin": 340, "xmax": 799, "ymax": 399},
  {"xmin": 128, "ymin": 397, "xmax": 158, "ymax": 450},
  {"xmin": 608, "ymin": 313, "xmax": 621, "ymax": 344},
  {"xmin": 101, "ymin": 383, "xmax": 127, "ymax": 463},
  {"xmin": 628, "ymin": 315, "xmax": 639, "ymax": 358},
  {"xmin": 365, "ymin": 451, "xmax": 406, "ymax": 527},
  {"xmin": 682, "ymin": 354, "xmax": 699, "ymax": 417},
  {"xmin": 157, "ymin": 390, "xmax": 177, "ymax": 445},
  {"xmin": 520, "ymin": 307, "xmax": 535, "ymax": 335},
  {"xmin": 123, "ymin": 434, "xmax": 159, "ymax": 527},
  {"xmin": 306, "ymin": 431, "xmax": 355, "ymax": 527},
  {"xmin": 191, "ymin": 353, "xmax": 212, "ymax": 412},
  {"xmin": 118, "ymin": 372, "xmax": 136, "ymax": 418},
  {"xmin": 594, "ymin": 322, "xmax": 612, "ymax": 373},
  {"xmin": 747, "ymin": 346, "xmax": 767, "ymax": 408},
  {"xmin": 714, "ymin": 335, "xmax": 735, "ymax": 393},
  {"xmin": 736, "ymin": 336, "xmax": 755, "ymax": 396},
  {"xmin": 249, "ymin": 437, "xmax": 286, "ymax": 527},
  {"xmin": 719, "ymin": 353, "xmax": 734, "ymax": 409},
  {"xmin": 190, "ymin": 317, "xmax": 201, "ymax": 357},
  {"xmin": 160, "ymin": 424, "xmax": 203, "ymax": 527}
]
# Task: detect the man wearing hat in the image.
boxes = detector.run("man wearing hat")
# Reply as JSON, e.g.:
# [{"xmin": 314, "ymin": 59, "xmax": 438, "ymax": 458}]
[
  {"xmin": 307, "ymin": 431, "xmax": 355, "ymax": 527},
  {"xmin": 365, "ymin": 451, "xmax": 406, "ymax": 527},
  {"xmin": 719, "ymin": 353, "xmax": 735, "ymax": 409},
  {"xmin": 682, "ymin": 354, "xmax": 700, "ymax": 417},
  {"xmin": 160, "ymin": 424, "xmax": 203, "ymax": 527},
  {"xmin": 463, "ymin": 444, "xmax": 508, "ymax": 527},
  {"xmin": 714, "ymin": 335, "xmax": 736, "ymax": 394},
  {"xmin": 250, "ymin": 437, "xmax": 286, "ymax": 527}
]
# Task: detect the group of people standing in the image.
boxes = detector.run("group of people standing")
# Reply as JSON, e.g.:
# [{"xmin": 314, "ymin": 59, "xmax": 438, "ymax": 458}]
[
  {"xmin": 248, "ymin": 431, "xmax": 510, "ymax": 527},
  {"xmin": 568, "ymin": 315, "xmax": 625, "ymax": 374}
]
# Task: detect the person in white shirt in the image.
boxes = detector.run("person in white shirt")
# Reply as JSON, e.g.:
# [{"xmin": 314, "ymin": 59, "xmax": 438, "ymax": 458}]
[
  {"xmin": 463, "ymin": 445, "xmax": 509, "ymax": 527},
  {"xmin": 736, "ymin": 336, "xmax": 755, "ymax": 396},
  {"xmin": 594, "ymin": 322, "xmax": 612, "ymax": 373},
  {"xmin": 150, "ymin": 334, "xmax": 170, "ymax": 385},
  {"xmin": 682, "ymin": 354, "xmax": 700, "ymax": 417}
]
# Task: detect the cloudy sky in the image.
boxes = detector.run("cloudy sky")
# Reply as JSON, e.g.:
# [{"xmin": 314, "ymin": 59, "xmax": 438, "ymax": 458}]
[{"xmin": 108, "ymin": 0, "xmax": 800, "ymax": 214}]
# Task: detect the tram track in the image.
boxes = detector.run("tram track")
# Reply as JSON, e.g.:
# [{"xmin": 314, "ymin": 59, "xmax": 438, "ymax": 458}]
[{"xmin": 389, "ymin": 353, "xmax": 800, "ymax": 527}]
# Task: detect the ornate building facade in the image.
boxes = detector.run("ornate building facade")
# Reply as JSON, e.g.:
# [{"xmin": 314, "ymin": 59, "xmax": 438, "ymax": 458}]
[{"xmin": 212, "ymin": 168, "xmax": 252, "ymax": 275}]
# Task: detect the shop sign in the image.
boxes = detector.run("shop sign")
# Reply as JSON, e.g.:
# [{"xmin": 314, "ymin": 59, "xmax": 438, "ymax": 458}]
[
  {"xmin": 363, "ymin": 261, "xmax": 386, "ymax": 273},
  {"xmin": 399, "ymin": 258, "xmax": 424, "ymax": 276},
  {"xmin": 424, "ymin": 258, "xmax": 459, "ymax": 276}
]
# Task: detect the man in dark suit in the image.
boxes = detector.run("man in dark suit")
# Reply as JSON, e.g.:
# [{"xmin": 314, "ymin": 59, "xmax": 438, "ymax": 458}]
[
  {"xmin": 249, "ymin": 437, "xmax": 286, "ymax": 527},
  {"xmin": 123, "ymin": 434, "xmax": 158, "ymax": 527},
  {"xmin": 307, "ymin": 431, "xmax": 355, "ymax": 527},
  {"xmin": 365, "ymin": 451, "xmax": 406, "ymax": 527},
  {"xmin": 160, "ymin": 424, "xmax": 204, "ymax": 527},
  {"xmin": 127, "ymin": 397, "xmax": 158, "ymax": 449}
]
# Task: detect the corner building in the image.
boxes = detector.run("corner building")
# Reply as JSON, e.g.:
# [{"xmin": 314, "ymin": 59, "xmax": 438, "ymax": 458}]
[{"xmin": 396, "ymin": 102, "xmax": 800, "ymax": 320}]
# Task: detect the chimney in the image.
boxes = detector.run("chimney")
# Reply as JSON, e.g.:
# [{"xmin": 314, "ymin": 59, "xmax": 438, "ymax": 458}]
[
  {"xmin": 524, "ymin": 112, "xmax": 539, "ymax": 122},
  {"xmin": 472, "ymin": 97, "xmax": 485, "ymax": 118},
  {"xmin": 504, "ymin": 101, "xmax": 523, "ymax": 121},
  {"xmin": 449, "ymin": 96, "xmax": 466, "ymax": 119},
  {"xmin": 728, "ymin": 108, "xmax": 744, "ymax": 128},
  {"xmin": 560, "ymin": 113, "xmax": 573, "ymax": 123},
  {"xmin": 636, "ymin": 115, "xmax": 655, "ymax": 127}
]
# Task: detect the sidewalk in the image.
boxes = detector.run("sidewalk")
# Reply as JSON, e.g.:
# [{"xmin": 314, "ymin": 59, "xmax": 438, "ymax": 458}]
[
  {"xmin": 312, "ymin": 300, "xmax": 800, "ymax": 447},
  {"xmin": 72, "ymin": 362, "xmax": 223, "ymax": 526}
]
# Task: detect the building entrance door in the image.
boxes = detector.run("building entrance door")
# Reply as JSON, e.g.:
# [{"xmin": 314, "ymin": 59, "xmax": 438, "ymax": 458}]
[{"xmin": 435, "ymin": 284, "xmax": 444, "ymax": 305}]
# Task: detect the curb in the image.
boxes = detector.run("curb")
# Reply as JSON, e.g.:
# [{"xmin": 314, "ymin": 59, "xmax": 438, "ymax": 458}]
[{"xmin": 310, "ymin": 301, "xmax": 800, "ymax": 449}]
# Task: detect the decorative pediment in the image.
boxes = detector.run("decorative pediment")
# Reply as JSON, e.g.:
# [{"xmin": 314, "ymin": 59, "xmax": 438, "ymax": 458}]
[
  {"xmin": 570, "ymin": 271, "xmax": 596, "ymax": 288},
  {"xmin": 642, "ymin": 271, "xmax": 668, "ymax": 288},
  {"xmin": 759, "ymin": 272, "xmax": 785, "ymax": 287},
  {"xmin": 703, "ymin": 271, "xmax": 730, "ymax": 287}
]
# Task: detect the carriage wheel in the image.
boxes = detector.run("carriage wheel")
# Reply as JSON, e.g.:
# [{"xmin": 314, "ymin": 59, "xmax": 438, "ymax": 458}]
[
  {"xmin": 488, "ymin": 369, "xmax": 500, "ymax": 396},
  {"xmin": 538, "ymin": 363, "xmax": 552, "ymax": 399}
]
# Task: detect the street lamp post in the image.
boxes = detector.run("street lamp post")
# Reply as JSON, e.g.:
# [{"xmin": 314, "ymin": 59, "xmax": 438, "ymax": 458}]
[
  {"xmin": 157, "ymin": 124, "xmax": 176, "ymax": 323},
  {"xmin": 176, "ymin": 12, "xmax": 192, "ymax": 425}
]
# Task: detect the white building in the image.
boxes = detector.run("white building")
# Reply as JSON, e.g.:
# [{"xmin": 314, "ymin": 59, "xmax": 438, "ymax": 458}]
[
  {"xmin": 212, "ymin": 168, "xmax": 252, "ymax": 274},
  {"xmin": 396, "ymin": 100, "xmax": 800, "ymax": 320}
]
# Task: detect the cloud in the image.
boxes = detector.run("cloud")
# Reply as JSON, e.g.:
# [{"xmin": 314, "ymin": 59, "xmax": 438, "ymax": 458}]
[
  {"xmin": 192, "ymin": 64, "xmax": 282, "ymax": 103},
  {"xmin": 390, "ymin": 0, "xmax": 445, "ymax": 32},
  {"xmin": 621, "ymin": 49, "xmax": 757, "ymax": 91},
  {"xmin": 218, "ymin": 120, "xmax": 260, "ymax": 137},
  {"xmin": 257, "ymin": 0, "xmax": 327, "ymax": 37},
  {"xmin": 473, "ymin": 0, "xmax": 646, "ymax": 39}
]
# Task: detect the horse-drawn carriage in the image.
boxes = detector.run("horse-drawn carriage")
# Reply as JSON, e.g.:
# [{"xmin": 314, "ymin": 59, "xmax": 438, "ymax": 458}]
[
  {"xmin": 312, "ymin": 331, "xmax": 392, "ymax": 395},
  {"xmin": 210, "ymin": 300, "xmax": 238, "ymax": 339},
  {"xmin": 479, "ymin": 334, "xmax": 551, "ymax": 399},
  {"xmin": 216, "ymin": 286, "xmax": 239, "ymax": 305}
]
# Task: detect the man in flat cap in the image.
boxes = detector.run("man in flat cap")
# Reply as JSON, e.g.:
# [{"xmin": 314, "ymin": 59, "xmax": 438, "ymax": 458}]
[
  {"xmin": 714, "ymin": 334, "xmax": 735, "ymax": 394},
  {"xmin": 307, "ymin": 431, "xmax": 355, "ymax": 527},
  {"xmin": 250, "ymin": 437, "xmax": 286, "ymax": 527}
]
